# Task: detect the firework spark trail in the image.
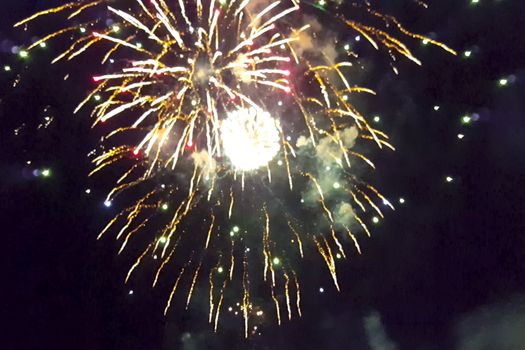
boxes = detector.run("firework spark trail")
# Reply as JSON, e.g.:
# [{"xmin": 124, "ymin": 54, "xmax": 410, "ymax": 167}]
[
  {"xmin": 293, "ymin": 271, "xmax": 302, "ymax": 317},
  {"xmin": 17, "ymin": 0, "xmax": 455, "ymax": 335},
  {"xmin": 284, "ymin": 272, "xmax": 292, "ymax": 320},
  {"xmin": 315, "ymin": 236, "xmax": 340, "ymax": 291},
  {"xmin": 153, "ymin": 242, "xmax": 179, "ymax": 287},
  {"xmin": 242, "ymin": 253, "xmax": 250, "ymax": 338},
  {"xmin": 287, "ymin": 220, "xmax": 304, "ymax": 258}
]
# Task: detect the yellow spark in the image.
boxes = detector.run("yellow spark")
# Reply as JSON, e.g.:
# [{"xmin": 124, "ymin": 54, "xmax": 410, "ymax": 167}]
[
  {"xmin": 350, "ymin": 190, "xmax": 367, "ymax": 213},
  {"xmin": 242, "ymin": 254, "xmax": 250, "ymax": 338},
  {"xmin": 344, "ymin": 225, "xmax": 362, "ymax": 255},
  {"xmin": 28, "ymin": 26, "xmax": 78, "ymax": 51},
  {"xmin": 153, "ymin": 242, "xmax": 179, "ymax": 287},
  {"xmin": 305, "ymin": 173, "xmax": 334, "ymax": 223},
  {"xmin": 229, "ymin": 245, "xmax": 235, "ymax": 281},
  {"xmin": 354, "ymin": 215, "xmax": 372, "ymax": 238},
  {"xmin": 330, "ymin": 226, "xmax": 346, "ymax": 259},
  {"xmin": 125, "ymin": 245, "xmax": 152, "ymax": 283},
  {"xmin": 271, "ymin": 285, "xmax": 281, "ymax": 325},
  {"xmin": 293, "ymin": 271, "xmax": 302, "ymax": 317},
  {"xmin": 209, "ymin": 268, "xmax": 216, "ymax": 323},
  {"xmin": 228, "ymin": 190, "xmax": 234, "ymax": 218},
  {"xmin": 315, "ymin": 237, "xmax": 340, "ymax": 291},
  {"xmin": 205, "ymin": 213, "xmax": 215, "ymax": 249},
  {"xmin": 118, "ymin": 217, "xmax": 151, "ymax": 254},
  {"xmin": 164, "ymin": 265, "xmax": 187, "ymax": 315},
  {"xmin": 284, "ymin": 272, "xmax": 292, "ymax": 320},
  {"xmin": 287, "ymin": 221, "xmax": 304, "ymax": 258},
  {"xmin": 15, "ymin": 3, "xmax": 80, "ymax": 27},
  {"xmin": 186, "ymin": 263, "xmax": 202, "ymax": 308},
  {"xmin": 214, "ymin": 287, "xmax": 225, "ymax": 332},
  {"xmin": 357, "ymin": 189, "xmax": 384, "ymax": 218}
]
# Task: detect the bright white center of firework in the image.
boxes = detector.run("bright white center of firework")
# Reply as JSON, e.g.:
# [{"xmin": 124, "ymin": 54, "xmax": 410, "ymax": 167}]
[{"xmin": 221, "ymin": 107, "xmax": 280, "ymax": 171}]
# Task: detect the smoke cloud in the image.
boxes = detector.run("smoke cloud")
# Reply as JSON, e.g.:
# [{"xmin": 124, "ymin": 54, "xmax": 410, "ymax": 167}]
[
  {"xmin": 293, "ymin": 15, "xmax": 339, "ymax": 64},
  {"xmin": 455, "ymin": 294, "xmax": 525, "ymax": 350},
  {"xmin": 364, "ymin": 311, "xmax": 398, "ymax": 350},
  {"xmin": 297, "ymin": 126, "xmax": 359, "ymax": 228},
  {"xmin": 191, "ymin": 150, "xmax": 216, "ymax": 178}
]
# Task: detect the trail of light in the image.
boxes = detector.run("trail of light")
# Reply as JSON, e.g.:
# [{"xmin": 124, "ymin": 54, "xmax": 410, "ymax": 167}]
[
  {"xmin": 354, "ymin": 215, "xmax": 371, "ymax": 238},
  {"xmin": 344, "ymin": 225, "xmax": 362, "ymax": 254},
  {"xmin": 27, "ymin": 26, "xmax": 78, "ymax": 51},
  {"xmin": 293, "ymin": 272, "xmax": 302, "ymax": 317},
  {"xmin": 330, "ymin": 225, "xmax": 346, "ymax": 259},
  {"xmin": 153, "ymin": 243, "xmax": 178, "ymax": 287},
  {"xmin": 357, "ymin": 189, "xmax": 384, "ymax": 218},
  {"xmin": 305, "ymin": 173, "xmax": 334, "ymax": 223},
  {"xmin": 108, "ymin": 6, "xmax": 163, "ymax": 43},
  {"xmin": 14, "ymin": 3, "xmax": 80, "ymax": 27},
  {"xmin": 242, "ymin": 254, "xmax": 250, "ymax": 338},
  {"xmin": 228, "ymin": 190, "xmax": 234, "ymax": 218},
  {"xmin": 164, "ymin": 262, "xmax": 189, "ymax": 315},
  {"xmin": 284, "ymin": 272, "xmax": 292, "ymax": 320},
  {"xmin": 68, "ymin": 1, "xmax": 102, "ymax": 19},
  {"xmin": 271, "ymin": 285, "xmax": 281, "ymax": 325},
  {"xmin": 287, "ymin": 221, "xmax": 304, "ymax": 258},
  {"xmin": 205, "ymin": 214, "xmax": 215, "ymax": 249},
  {"xmin": 186, "ymin": 263, "xmax": 202, "ymax": 308},
  {"xmin": 314, "ymin": 237, "xmax": 340, "ymax": 291},
  {"xmin": 125, "ymin": 245, "xmax": 152, "ymax": 283},
  {"xmin": 208, "ymin": 267, "xmax": 216, "ymax": 323}
]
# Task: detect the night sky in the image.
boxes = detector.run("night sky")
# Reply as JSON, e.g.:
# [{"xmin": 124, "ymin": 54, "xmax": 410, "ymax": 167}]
[{"xmin": 2, "ymin": 1, "xmax": 525, "ymax": 349}]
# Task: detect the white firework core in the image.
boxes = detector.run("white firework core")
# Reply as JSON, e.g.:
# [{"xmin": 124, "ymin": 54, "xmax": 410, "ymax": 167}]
[{"xmin": 221, "ymin": 107, "xmax": 280, "ymax": 171}]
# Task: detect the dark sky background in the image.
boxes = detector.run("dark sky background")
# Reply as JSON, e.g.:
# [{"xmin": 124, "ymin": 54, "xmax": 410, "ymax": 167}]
[{"xmin": 2, "ymin": 1, "xmax": 525, "ymax": 349}]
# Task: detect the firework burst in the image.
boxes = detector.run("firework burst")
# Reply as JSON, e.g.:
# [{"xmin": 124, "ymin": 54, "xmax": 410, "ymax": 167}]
[
  {"xmin": 221, "ymin": 107, "xmax": 281, "ymax": 171},
  {"xmin": 17, "ymin": 0, "xmax": 455, "ymax": 336}
]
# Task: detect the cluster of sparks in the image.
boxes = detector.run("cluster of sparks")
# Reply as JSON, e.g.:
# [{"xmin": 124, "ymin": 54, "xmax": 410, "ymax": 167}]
[{"xmin": 16, "ymin": 0, "xmax": 455, "ymax": 337}]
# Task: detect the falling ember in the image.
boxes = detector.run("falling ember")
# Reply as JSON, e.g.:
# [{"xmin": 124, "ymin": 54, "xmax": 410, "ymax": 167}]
[{"xmin": 16, "ymin": 0, "xmax": 455, "ymax": 336}]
